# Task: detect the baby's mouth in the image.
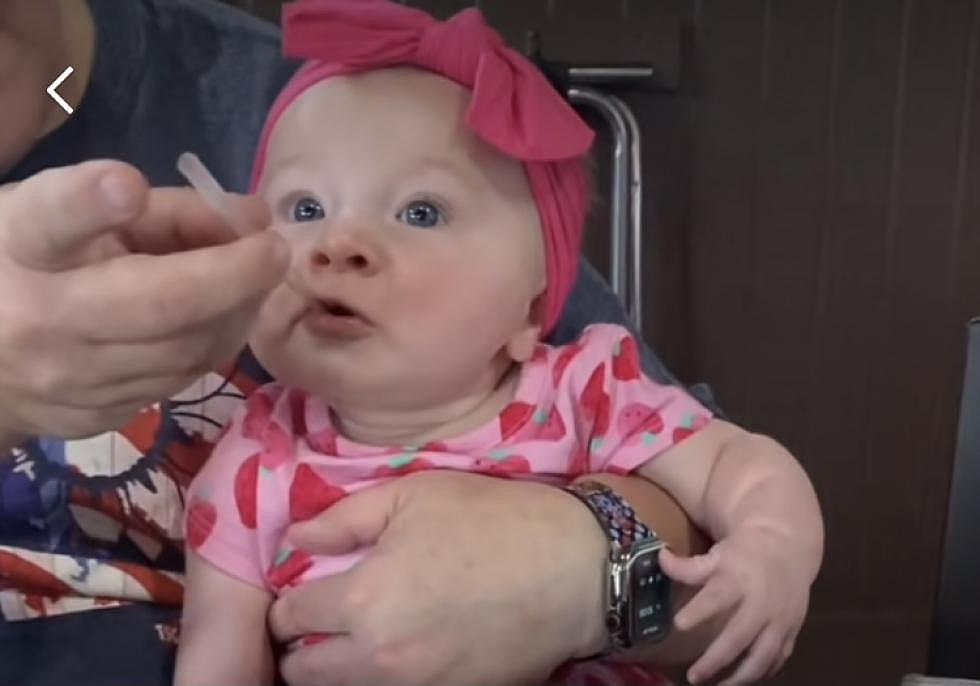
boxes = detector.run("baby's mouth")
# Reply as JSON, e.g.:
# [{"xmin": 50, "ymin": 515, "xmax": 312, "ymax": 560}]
[
  {"xmin": 318, "ymin": 299, "xmax": 359, "ymax": 318},
  {"xmin": 302, "ymin": 297, "xmax": 374, "ymax": 339}
]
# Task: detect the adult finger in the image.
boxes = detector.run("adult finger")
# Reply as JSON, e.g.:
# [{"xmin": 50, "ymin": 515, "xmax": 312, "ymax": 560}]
[
  {"xmin": 31, "ymin": 317, "xmax": 244, "ymax": 394},
  {"xmin": 767, "ymin": 628, "xmax": 799, "ymax": 678},
  {"xmin": 61, "ymin": 231, "xmax": 289, "ymax": 342},
  {"xmin": 278, "ymin": 634, "xmax": 369, "ymax": 686},
  {"xmin": 718, "ymin": 625, "xmax": 783, "ymax": 686},
  {"xmin": 286, "ymin": 481, "xmax": 399, "ymax": 555},
  {"xmin": 268, "ymin": 571, "xmax": 360, "ymax": 643},
  {"xmin": 2, "ymin": 160, "xmax": 148, "ymax": 269},
  {"xmin": 119, "ymin": 187, "xmax": 271, "ymax": 254},
  {"xmin": 659, "ymin": 546, "xmax": 719, "ymax": 586},
  {"xmin": 34, "ymin": 369, "xmax": 200, "ymax": 412},
  {"xmin": 10, "ymin": 396, "xmax": 149, "ymax": 439},
  {"xmin": 673, "ymin": 577, "xmax": 738, "ymax": 632},
  {"xmin": 686, "ymin": 606, "xmax": 765, "ymax": 685}
]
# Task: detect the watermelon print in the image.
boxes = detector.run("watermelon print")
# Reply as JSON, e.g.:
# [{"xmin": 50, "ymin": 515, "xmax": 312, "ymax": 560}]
[{"xmin": 289, "ymin": 464, "xmax": 348, "ymax": 522}]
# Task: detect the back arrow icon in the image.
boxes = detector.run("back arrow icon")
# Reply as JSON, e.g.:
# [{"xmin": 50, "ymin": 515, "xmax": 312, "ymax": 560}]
[{"xmin": 47, "ymin": 67, "xmax": 74, "ymax": 114}]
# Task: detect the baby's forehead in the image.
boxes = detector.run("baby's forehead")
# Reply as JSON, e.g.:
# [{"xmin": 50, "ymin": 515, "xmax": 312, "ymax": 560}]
[
  {"xmin": 280, "ymin": 68, "xmax": 468, "ymax": 138},
  {"xmin": 264, "ymin": 68, "xmax": 523, "ymax": 182}
]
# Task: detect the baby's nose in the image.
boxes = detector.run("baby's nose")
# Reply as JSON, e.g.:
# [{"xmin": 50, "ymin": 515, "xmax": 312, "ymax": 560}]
[{"xmin": 309, "ymin": 235, "xmax": 381, "ymax": 275}]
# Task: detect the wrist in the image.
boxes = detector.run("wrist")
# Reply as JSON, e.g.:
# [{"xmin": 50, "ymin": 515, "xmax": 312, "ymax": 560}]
[
  {"xmin": 737, "ymin": 518, "xmax": 825, "ymax": 581},
  {"xmin": 563, "ymin": 479, "xmax": 675, "ymax": 658},
  {"xmin": 555, "ymin": 486, "xmax": 611, "ymax": 659},
  {"xmin": 573, "ymin": 473, "xmax": 710, "ymax": 556}
]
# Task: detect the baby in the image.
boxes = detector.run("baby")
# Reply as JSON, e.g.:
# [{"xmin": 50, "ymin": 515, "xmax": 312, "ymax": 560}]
[{"xmin": 175, "ymin": 2, "xmax": 824, "ymax": 686}]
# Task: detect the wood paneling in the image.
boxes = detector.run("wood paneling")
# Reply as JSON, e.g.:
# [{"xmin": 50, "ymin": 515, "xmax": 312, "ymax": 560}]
[{"xmin": 688, "ymin": 1, "xmax": 980, "ymax": 683}]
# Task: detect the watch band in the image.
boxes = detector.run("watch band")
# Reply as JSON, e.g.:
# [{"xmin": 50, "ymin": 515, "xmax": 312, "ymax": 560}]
[
  {"xmin": 564, "ymin": 480, "xmax": 670, "ymax": 653},
  {"xmin": 564, "ymin": 480, "xmax": 654, "ymax": 551}
]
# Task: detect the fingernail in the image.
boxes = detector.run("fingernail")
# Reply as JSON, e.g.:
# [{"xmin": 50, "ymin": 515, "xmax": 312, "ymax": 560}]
[
  {"xmin": 688, "ymin": 671, "xmax": 700, "ymax": 684},
  {"xmin": 99, "ymin": 172, "xmax": 136, "ymax": 218}
]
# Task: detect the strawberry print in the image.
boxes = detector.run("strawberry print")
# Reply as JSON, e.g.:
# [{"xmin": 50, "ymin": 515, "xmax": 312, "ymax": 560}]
[
  {"xmin": 259, "ymin": 421, "xmax": 294, "ymax": 470},
  {"xmin": 186, "ymin": 499, "xmax": 217, "ymax": 551},
  {"xmin": 289, "ymin": 464, "xmax": 348, "ymax": 522},
  {"xmin": 581, "ymin": 363, "xmax": 606, "ymax": 418},
  {"xmin": 552, "ymin": 343, "xmax": 582, "ymax": 386},
  {"xmin": 672, "ymin": 426, "xmax": 694, "ymax": 442},
  {"xmin": 372, "ymin": 456, "xmax": 436, "ymax": 478},
  {"xmin": 234, "ymin": 453, "xmax": 260, "ymax": 529},
  {"xmin": 420, "ymin": 440, "xmax": 449, "ymax": 452},
  {"xmin": 307, "ymin": 426, "xmax": 339, "ymax": 454},
  {"xmin": 672, "ymin": 413, "xmax": 710, "ymax": 443},
  {"xmin": 594, "ymin": 393, "xmax": 611, "ymax": 436},
  {"xmin": 241, "ymin": 387, "xmax": 294, "ymax": 468},
  {"xmin": 612, "ymin": 336, "xmax": 642, "ymax": 381},
  {"xmin": 499, "ymin": 401, "xmax": 535, "ymax": 440},
  {"xmin": 582, "ymin": 363, "xmax": 613, "ymax": 447},
  {"xmin": 267, "ymin": 547, "xmax": 314, "ymax": 590},
  {"xmin": 288, "ymin": 388, "xmax": 308, "ymax": 436},
  {"xmin": 533, "ymin": 406, "xmax": 567, "ymax": 440},
  {"xmin": 473, "ymin": 452, "xmax": 531, "ymax": 477},
  {"xmin": 617, "ymin": 402, "xmax": 665, "ymax": 443},
  {"xmin": 242, "ymin": 391, "xmax": 274, "ymax": 440}
]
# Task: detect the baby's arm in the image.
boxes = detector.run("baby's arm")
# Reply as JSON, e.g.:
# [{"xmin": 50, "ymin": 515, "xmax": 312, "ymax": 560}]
[
  {"xmin": 637, "ymin": 419, "xmax": 823, "ymax": 684},
  {"xmin": 174, "ymin": 551, "xmax": 275, "ymax": 686},
  {"xmin": 638, "ymin": 418, "xmax": 823, "ymax": 574}
]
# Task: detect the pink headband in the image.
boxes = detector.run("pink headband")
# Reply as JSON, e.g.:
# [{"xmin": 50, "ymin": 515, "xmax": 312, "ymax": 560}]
[{"xmin": 250, "ymin": 0, "xmax": 595, "ymax": 334}]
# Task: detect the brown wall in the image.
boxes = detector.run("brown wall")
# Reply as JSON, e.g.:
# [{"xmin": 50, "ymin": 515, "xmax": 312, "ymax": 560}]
[{"xmin": 222, "ymin": 1, "xmax": 980, "ymax": 684}]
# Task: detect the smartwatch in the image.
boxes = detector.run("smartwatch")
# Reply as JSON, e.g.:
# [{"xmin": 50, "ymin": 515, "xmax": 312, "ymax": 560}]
[{"xmin": 564, "ymin": 480, "xmax": 672, "ymax": 652}]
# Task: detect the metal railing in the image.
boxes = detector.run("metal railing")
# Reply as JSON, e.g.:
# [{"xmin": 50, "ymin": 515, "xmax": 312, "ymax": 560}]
[{"xmin": 527, "ymin": 34, "xmax": 656, "ymax": 332}]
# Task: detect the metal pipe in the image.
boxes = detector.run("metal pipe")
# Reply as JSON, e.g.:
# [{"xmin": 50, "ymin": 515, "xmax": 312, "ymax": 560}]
[
  {"xmin": 568, "ymin": 87, "xmax": 631, "ymax": 311},
  {"xmin": 616, "ymin": 94, "xmax": 644, "ymax": 333},
  {"xmin": 567, "ymin": 66, "xmax": 655, "ymax": 84}
]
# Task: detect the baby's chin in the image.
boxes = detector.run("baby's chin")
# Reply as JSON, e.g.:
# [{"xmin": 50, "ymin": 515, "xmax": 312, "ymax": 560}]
[{"xmin": 249, "ymin": 334, "xmax": 349, "ymax": 395}]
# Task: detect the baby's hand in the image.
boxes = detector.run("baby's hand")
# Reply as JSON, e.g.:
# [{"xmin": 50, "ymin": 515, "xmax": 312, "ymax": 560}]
[{"xmin": 659, "ymin": 527, "xmax": 812, "ymax": 685}]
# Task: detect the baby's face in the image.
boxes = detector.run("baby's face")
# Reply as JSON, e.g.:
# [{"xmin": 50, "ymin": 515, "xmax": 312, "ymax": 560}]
[{"xmin": 251, "ymin": 68, "xmax": 546, "ymax": 412}]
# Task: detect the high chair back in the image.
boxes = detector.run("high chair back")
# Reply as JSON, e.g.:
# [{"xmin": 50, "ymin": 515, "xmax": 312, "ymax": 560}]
[{"xmin": 926, "ymin": 316, "xmax": 980, "ymax": 679}]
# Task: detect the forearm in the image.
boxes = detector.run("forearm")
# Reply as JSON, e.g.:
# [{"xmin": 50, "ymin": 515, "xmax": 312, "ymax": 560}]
[
  {"xmin": 573, "ymin": 474, "xmax": 722, "ymax": 671},
  {"xmin": 703, "ymin": 433, "xmax": 824, "ymax": 579},
  {"xmin": 174, "ymin": 620, "xmax": 274, "ymax": 686},
  {"xmin": 175, "ymin": 553, "xmax": 276, "ymax": 686}
]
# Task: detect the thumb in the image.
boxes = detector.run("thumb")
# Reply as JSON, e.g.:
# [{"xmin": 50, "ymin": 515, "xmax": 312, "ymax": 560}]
[
  {"xmin": 659, "ymin": 546, "xmax": 720, "ymax": 586},
  {"xmin": 2, "ymin": 160, "xmax": 148, "ymax": 270},
  {"xmin": 286, "ymin": 482, "xmax": 401, "ymax": 555}
]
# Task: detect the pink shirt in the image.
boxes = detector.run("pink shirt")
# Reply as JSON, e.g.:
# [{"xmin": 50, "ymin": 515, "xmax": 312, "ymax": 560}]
[{"xmin": 185, "ymin": 323, "xmax": 710, "ymax": 684}]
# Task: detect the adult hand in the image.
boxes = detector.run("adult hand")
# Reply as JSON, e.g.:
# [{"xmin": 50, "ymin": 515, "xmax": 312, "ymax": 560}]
[
  {"xmin": 269, "ymin": 471, "xmax": 609, "ymax": 686},
  {"xmin": 0, "ymin": 159, "xmax": 289, "ymax": 442}
]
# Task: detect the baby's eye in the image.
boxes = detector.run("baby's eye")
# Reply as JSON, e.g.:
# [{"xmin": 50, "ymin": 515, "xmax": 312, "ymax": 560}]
[
  {"xmin": 291, "ymin": 197, "xmax": 325, "ymax": 222},
  {"xmin": 398, "ymin": 200, "xmax": 443, "ymax": 228}
]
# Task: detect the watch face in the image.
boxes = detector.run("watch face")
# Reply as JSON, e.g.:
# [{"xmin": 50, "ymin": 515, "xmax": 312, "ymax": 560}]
[{"xmin": 629, "ymin": 549, "xmax": 672, "ymax": 642}]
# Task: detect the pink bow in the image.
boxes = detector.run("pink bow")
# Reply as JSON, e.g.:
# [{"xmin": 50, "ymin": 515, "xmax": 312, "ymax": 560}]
[{"xmin": 282, "ymin": 0, "xmax": 594, "ymax": 161}]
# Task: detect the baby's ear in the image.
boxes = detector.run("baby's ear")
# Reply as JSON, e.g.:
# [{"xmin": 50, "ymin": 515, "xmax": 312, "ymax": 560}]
[
  {"xmin": 506, "ymin": 290, "xmax": 545, "ymax": 362},
  {"xmin": 506, "ymin": 323, "xmax": 541, "ymax": 363}
]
